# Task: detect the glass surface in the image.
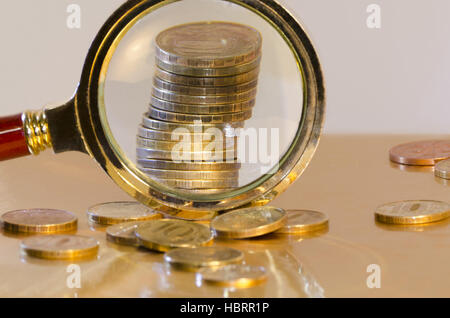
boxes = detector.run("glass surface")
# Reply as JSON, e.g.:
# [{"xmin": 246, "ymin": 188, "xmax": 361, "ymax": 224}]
[{"xmin": 102, "ymin": 0, "xmax": 303, "ymax": 196}]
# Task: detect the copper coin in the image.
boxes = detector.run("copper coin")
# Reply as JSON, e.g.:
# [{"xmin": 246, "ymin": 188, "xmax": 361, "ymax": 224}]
[
  {"xmin": 389, "ymin": 140, "xmax": 450, "ymax": 165},
  {"xmin": 1, "ymin": 209, "xmax": 77, "ymax": 234}
]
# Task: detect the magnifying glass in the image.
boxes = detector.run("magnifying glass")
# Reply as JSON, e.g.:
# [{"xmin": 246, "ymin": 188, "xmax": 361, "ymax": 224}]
[{"xmin": 0, "ymin": 0, "xmax": 325, "ymax": 212}]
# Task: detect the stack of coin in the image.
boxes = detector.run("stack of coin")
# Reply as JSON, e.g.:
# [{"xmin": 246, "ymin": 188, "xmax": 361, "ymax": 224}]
[{"xmin": 138, "ymin": 21, "xmax": 262, "ymax": 192}]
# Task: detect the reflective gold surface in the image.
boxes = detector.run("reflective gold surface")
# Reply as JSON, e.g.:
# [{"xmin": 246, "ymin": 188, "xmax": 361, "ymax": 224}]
[{"xmin": 1, "ymin": 135, "xmax": 450, "ymax": 297}]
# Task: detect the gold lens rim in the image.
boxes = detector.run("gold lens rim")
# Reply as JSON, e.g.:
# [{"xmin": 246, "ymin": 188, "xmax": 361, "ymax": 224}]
[{"xmin": 74, "ymin": 0, "xmax": 325, "ymax": 211}]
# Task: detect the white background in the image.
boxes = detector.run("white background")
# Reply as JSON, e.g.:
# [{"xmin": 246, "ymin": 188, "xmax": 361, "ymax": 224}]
[{"xmin": 0, "ymin": 0, "xmax": 449, "ymax": 134}]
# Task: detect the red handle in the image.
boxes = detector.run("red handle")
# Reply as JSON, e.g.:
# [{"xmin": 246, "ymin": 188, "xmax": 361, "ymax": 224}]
[{"xmin": 0, "ymin": 113, "xmax": 31, "ymax": 161}]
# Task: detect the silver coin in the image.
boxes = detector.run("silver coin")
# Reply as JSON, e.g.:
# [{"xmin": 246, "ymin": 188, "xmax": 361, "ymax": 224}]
[
  {"xmin": 137, "ymin": 159, "xmax": 241, "ymax": 171},
  {"xmin": 142, "ymin": 116, "xmax": 244, "ymax": 132},
  {"xmin": 150, "ymin": 96, "xmax": 255, "ymax": 115},
  {"xmin": 136, "ymin": 147, "xmax": 237, "ymax": 161},
  {"xmin": 148, "ymin": 107, "xmax": 252, "ymax": 124},
  {"xmin": 140, "ymin": 168, "xmax": 239, "ymax": 180},
  {"xmin": 137, "ymin": 126, "xmax": 238, "ymax": 141},
  {"xmin": 153, "ymin": 178, "xmax": 239, "ymax": 189},
  {"xmin": 435, "ymin": 159, "xmax": 450, "ymax": 180}
]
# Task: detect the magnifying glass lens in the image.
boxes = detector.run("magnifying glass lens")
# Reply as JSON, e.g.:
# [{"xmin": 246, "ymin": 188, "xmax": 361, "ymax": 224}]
[{"xmin": 101, "ymin": 0, "xmax": 304, "ymax": 197}]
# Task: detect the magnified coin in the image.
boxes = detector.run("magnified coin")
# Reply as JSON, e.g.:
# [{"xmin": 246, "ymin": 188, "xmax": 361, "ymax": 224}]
[
  {"xmin": 275, "ymin": 209, "xmax": 329, "ymax": 234},
  {"xmin": 153, "ymin": 76, "xmax": 258, "ymax": 96},
  {"xmin": 197, "ymin": 264, "xmax": 267, "ymax": 288},
  {"xmin": 138, "ymin": 168, "xmax": 239, "ymax": 180},
  {"xmin": 87, "ymin": 201, "xmax": 162, "ymax": 225},
  {"xmin": 137, "ymin": 159, "xmax": 241, "ymax": 171},
  {"xmin": 435, "ymin": 159, "xmax": 450, "ymax": 180},
  {"xmin": 106, "ymin": 221, "xmax": 145, "ymax": 246},
  {"xmin": 148, "ymin": 107, "xmax": 252, "ymax": 123},
  {"xmin": 136, "ymin": 148, "xmax": 237, "ymax": 161},
  {"xmin": 155, "ymin": 67, "xmax": 260, "ymax": 87},
  {"xmin": 152, "ymin": 178, "xmax": 238, "ymax": 189},
  {"xmin": 389, "ymin": 140, "xmax": 450, "ymax": 165},
  {"xmin": 155, "ymin": 22, "xmax": 262, "ymax": 69},
  {"xmin": 142, "ymin": 116, "xmax": 244, "ymax": 132},
  {"xmin": 211, "ymin": 206, "xmax": 287, "ymax": 239},
  {"xmin": 21, "ymin": 235, "xmax": 99, "ymax": 260},
  {"xmin": 135, "ymin": 219, "xmax": 213, "ymax": 252},
  {"xmin": 150, "ymin": 96, "xmax": 255, "ymax": 115},
  {"xmin": 164, "ymin": 246, "xmax": 243, "ymax": 271},
  {"xmin": 159, "ymin": 209, "xmax": 218, "ymax": 222},
  {"xmin": 1, "ymin": 209, "xmax": 77, "ymax": 234},
  {"xmin": 374, "ymin": 200, "xmax": 450, "ymax": 224},
  {"xmin": 136, "ymin": 136, "xmax": 237, "ymax": 151},
  {"xmin": 137, "ymin": 126, "xmax": 238, "ymax": 141}
]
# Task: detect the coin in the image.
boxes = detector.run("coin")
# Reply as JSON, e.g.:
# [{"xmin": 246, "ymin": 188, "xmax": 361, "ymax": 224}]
[
  {"xmin": 197, "ymin": 264, "xmax": 267, "ymax": 288},
  {"xmin": 106, "ymin": 221, "xmax": 144, "ymax": 246},
  {"xmin": 153, "ymin": 76, "xmax": 258, "ymax": 96},
  {"xmin": 148, "ymin": 107, "xmax": 252, "ymax": 124},
  {"xmin": 155, "ymin": 22, "xmax": 261, "ymax": 69},
  {"xmin": 375, "ymin": 200, "xmax": 450, "ymax": 224},
  {"xmin": 139, "ymin": 168, "xmax": 239, "ymax": 180},
  {"xmin": 21, "ymin": 235, "xmax": 99, "ymax": 260},
  {"xmin": 389, "ymin": 140, "xmax": 450, "ymax": 165},
  {"xmin": 155, "ymin": 67, "xmax": 260, "ymax": 87},
  {"xmin": 137, "ymin": 159, "xmax": 241, "ymax": 171},
  {"xmin": 135, "ymin": 219, "xmax": 213, "ymax": 252},
  {"xmin": 136, "ymin": 136, "xmax": 237, "ymax": 151},
  {"xmin": 435, "ymin": 159, "xmax": 450, "ymax": 179},
  {"xmin": 164, "ymin": 246, "xmax": 243, "ymax": 271},
  {"xmin": 138, "ymin": 126, "xmax": 238, "ymax": 141},
  {"xmin": 211, "ymin": 206, "xmax": 287, "ymax": 238},
  {"xmin": 142, "ymin": 116, "xmax": 244, "ymax": 132},
  {"xmin": 150, "ymin": 96, "xmax": 255, "ymax": 115},
  {"xmin": 87, "ymin": 201, "xmax": 162, "ymax": 225},
  {"xmin": 152, "ymin": 178, "xmax": 238, "ymax": 189},
  {"xmin": 1, "ymin": 209, "xmax": 77, "ymax": 234},
  {"xmin": 136, "ymin": 147, "xmax": 237, "ymax": 161},
  {"xmin": 156, "ymin": 56, "xmax": 261, "ymax": 77},
  {"xmin": 152, "ymin": 86, "xmax": 257, "ymax": 105},
  {"xmin": 158, "ymin": 209, "xmax": 218, "ymax": 222},
  {"xmin": 275, "ymin": 210, "xmax": 329, "ymax": 234}
]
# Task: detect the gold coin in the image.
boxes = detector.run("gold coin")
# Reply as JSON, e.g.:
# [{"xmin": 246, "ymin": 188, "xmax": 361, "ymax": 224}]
[
  {"xmin": 137, "ymin": 159, "xmax": 241, "ymax": 171},
  {"xmin": 275, "ymin": 210, "xmax": 329, "ymax": 234},
  {"xmin": 164, "ymin": 246, "xmax": 243, "ymax": 271},
  {"xmin": 375, "ymin": 200, "xmax": 450, "ymax": 224},
  {"xmin": 435, "ymin": 159, "xmax": 450, "ymax": 180},
  {"xmin": 136, "ymin": 147, "xmax": 237, "ymax": 161},
  {"xmin": 159, "ymin": 208, "xmax": 218, "ymax": 221},
  {"xmin": 155, "ymin": 22, "xmax": 261, "ymax": 69},
  {"xmin": 139, "ymin": 168, "xmax": 239, "ymax": 180},
  {"xmin": 148, "ymin": 107, "xmax": 252, "ymax": 124},
  {"xmin": 152, "ymin": 178, "xmax": 239, "ymax": 189},
  {"xmin": 137, "ymin": 126, "xmax": 238, "ymax": 141},
  {"xmin": 142, "ymin": 116, "xmax": 244, "ymax": 132},
  {"xmin": 155, "ymin": 67, "xmax": 260, "ymax": 87},
  {"xmin": 197, "ymin": 264, "xmax": 267, "ymax": 288},
  {"xmin": 1, "ymin": 209, "xmax": 77, "ymax": 234},
  {"xmin": 153, "ymin": 76, "xmax": 258, "ymax": 96},
  {"xmin": 135, "ymin": 219, "xmax": 213, "ymax": 252},
  {"xmin": 211, "ymin": 206, "xmax": 287, "ymax": 238},
  {"xmin": 106, "ymin": 221, "xmax": 145, "ymax": 246},
  {"xmin": 87, "ymin": 201, "xmax": 162, "ymax": 225},
  {"xmin": 21, "ymin": 235, "xmax": 99, "ymax": 260},
  {"xmin": 136, "ymin": 136, "xmax": 237, "ymax": 151},
  {"xmin": 156, "ymin": 56, "xmax": 261, "ymax": 77},
  {"xmin": 150, "ymin": 96, "xmax": 255, "ymax": 115},
  {"xmin": 152, "ymin": 86, "xmax": 257, "ymax": 105}
]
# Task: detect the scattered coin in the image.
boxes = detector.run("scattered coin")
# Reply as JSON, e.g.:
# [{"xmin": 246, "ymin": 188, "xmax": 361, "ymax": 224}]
[
  {"xmin": 435, "ymin": 158, "xmax": 450, "ymax": 180},
  {"xmin": 197, "ymin": 264, "xmax": 267, "ymax": 288},
  {"xmin": 159, "ymin": 209, "xmax": 218, "ymax": 222},
  {"xmin": 275, "ymin": 209, "xmax": 329, "ymax": 234},
  {"xmin": 135, "ymin": 219, "xmax": 213, "ymax": 252},
  {"xmin": 155, "ymin": 21, "xmax": 261, "ymax": 68},
  {"xmin": 211, "ymin": 206, "xmax": 287, "ymax": 238},
  {"xmin": 389, "ymin": 140, "xmax": 450, "ymax": 165},
  {"xmin": 87, "ymin": 201, "xmax": 162, "ymax": 225},
  {"xmin": 164, "ymin": 246, "xmax": 244, "ymax": 271},
  {"xmin": 375, "ymin": 200, "xmax": 450, "ymax": 225},
  {"xmin": 106, "ymin": 221, "xmax": 145, "ymax": 246},
  {"xmin": 1, "ymin": 209, "xmax": 77, "ymax": 234},
  {"xmin": 21, "ymin": 235, "xmax": 99, "ymax": 260}
]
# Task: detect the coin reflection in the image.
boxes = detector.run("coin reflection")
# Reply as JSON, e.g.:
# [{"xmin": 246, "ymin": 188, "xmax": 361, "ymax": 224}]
[
  {"xmin": 435, "ymin": 176, "xmax": 450, "ymax": 186},
  {"xmin": 389, "ymin": 161, "xmax": 434, "ymax": 173}
]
